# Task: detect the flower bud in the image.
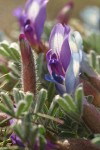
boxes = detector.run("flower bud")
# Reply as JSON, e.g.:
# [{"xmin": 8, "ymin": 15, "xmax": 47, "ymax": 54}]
[{"xmin": 19, "ymin": 34, "xmax": 36, "ymax": 94}]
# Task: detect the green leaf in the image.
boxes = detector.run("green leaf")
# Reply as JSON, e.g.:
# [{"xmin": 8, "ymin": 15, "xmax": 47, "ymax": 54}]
[
  {"xmin": 57, "ymin": 95, "xmax": 80, "ymax": 121},
  {"xmin": 0, "ymin": 46, "xmax": 10, "ymax": 58},
  {"xmin": 57, "ymin": 95, "xmax": 71, "ymax": 113},
  {"xmin": 63, "ymin": 94, "xmax": 76, "ymax": 111},
  {"xmin": 38, "ymin": 135, "xmax": 46, "ymax": 150},
  {"xmin": 75, "ymin": 86, "xmax": 83, "ymax": 116},
  {"xmin": 19, "ymin": 91, "xmax": 25, "ymax": 100},
  {"xmin": 92, "ymin": 134, "xmax": 100, "ymax": 146},
  {"xmin": 0, "ymin": 41, "xmax": 20, "ymax": 61},
  {"xmin": 13, "ymin": 124, "xmax": 25, "ymax": 141},
  {"xmin": 16, "ymin": 100, "xmax": 26, "ymax": 117},
  {"xmin": 89, "ymin": 50, "xmax": 96, "ymax": 69},
  {"xmin": 23, "ymin": 114, "xmax": 31, "ymax": 140},
  {"xmin": 1, "ymin": 92, "xmax": 14, "ymax": 113},
  {"xmin": 13, "ymin": 88, "xmax": 23, "ymax": 103},
  {"xmin": 96, "ymin": 55, "xmax": 100, "ymax": 73},
  {"xmin": 0, "ymin": 147, "xmax": 19, "ymax": 150},
  {"xmin": 47, "ymin": 83, "xmax": 56, "ymax": 104},
  {"xmin": 43, "ymin": 104, "xmax": 48, "ymax": 114},
  {"xmin": 24, "ymin": 92, "xmax": 33, "ymax": 112},
  {"xmin": 29, "ymin": 126, "xmax": 38, "ymax": 146},
  {"xmin": 34, "ymin": 89, "xmax": 47, "ymax": 113},
  {"xmin": 38, "ymin": 125, "xmax": 45, "ymax": 135},
  {"xmin": 84, "ymin": 34, "xmax": 100, "ymax": 54},
  {"xmin": 36, "ymin": 113, "xmax": 64, "ymax": 124},
  {"xmin": 0, "ymin": 103, "xmax": 13, "ymax": 116},
  {"xmin": 45, "ymin": 97, "xmax": 58, "ymax": 126},
  {"xmin": 8, "ymin": 62, "xmax": 20, "ymax": 77},
  {"xmin": 59, "ymin": 131, "xmax": 76, "ymax": 138},
  {"xmin": 9, "ymin": 42, "xmax": 20, "ymax": 61},
  {"xmin": 36, "ymin": 53, "xmax": 44, "ymax": 78}
]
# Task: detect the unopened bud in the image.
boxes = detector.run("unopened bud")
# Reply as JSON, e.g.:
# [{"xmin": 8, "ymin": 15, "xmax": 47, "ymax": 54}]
[{"xmin": 19, "ymin": 34, "xmax": 36, "ymax": 94}]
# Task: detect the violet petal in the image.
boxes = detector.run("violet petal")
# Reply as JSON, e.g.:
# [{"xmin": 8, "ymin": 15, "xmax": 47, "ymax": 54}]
[
  {"xmin": 55, "ymin": 83, "xmax": 66, "ymax": 95},
  {"xmin": 60, "ymin": 35, "xmax": 71, "ymax": 72},
  {"xmin": 45, "ymin": 74, "xmax": 56, "ymax": 83},
  {"xmin": 49, "ymin": 58, "xmax": 65, "ymax": 76},
  {"xmin": 46, "ymin": 49, "xmax": 53, "ymax": 62},
  {"xmin": 24, "ymin": 23, "xmax": 38, "ymax": 46},
  {"xmin": 52, "ymin": 72, "xmax": 64, "ymax": 84},
  {"xmin": 10, "ymin": 133, "xmax": 24, "ymax": 147},
  {"xmin": 26, "ymin": 0, "xmax": 48, "ymax": 41},
  {"xmin": 49, "ymin": 23, "xmax": 65, "ymax": 55},
  {"xmin": 13, "ymin": 7, "xmax": 26, "ymax": 27},
  {"xmin": 35, "ymin": 0, "xmax": 49, "ymax": 41}
]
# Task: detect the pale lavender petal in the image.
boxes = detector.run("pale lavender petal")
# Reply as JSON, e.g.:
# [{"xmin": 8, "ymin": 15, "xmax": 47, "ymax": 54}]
[
  {"xmin": 69, "ymin": 31, "xmax": 83, "ymax": 58},
  {"xmin": 64, "ymin": 25, "xmax": 70, "ymax": 34},
  {"xmin": 72, "ymin": 31, "xmax": 83, "ymax": 59},
  {"xmin": 60, "ymin": 34, "xmax": 71, "ymax": 71},
  {"xmin": 35, "ymin": 5, "xmax": 46, "ymax": 41},
  {"xmin": 46, "ymin": 49, "xmax": 52, "ymax": 62},
  {"xmin": 25, "ymin": 0, "xmax": 33, "ymax": 12},
  {"xmin": 13, "ymin": 7, "xmax": 26, "ymax": 27},
  {"xmin": 49, "ymin": 23, "xmax": 65, "ymax": 55},
  {"xmin": 26, "ymin": 0, "xmax": 49, "ymax": 41},
  {"xmin": 65, "ymin": 54, "xmax": 80, "ymax": 94},
  {"xmin": 35, "ymin": 0, "xmax": 49, "ymax": 40}
]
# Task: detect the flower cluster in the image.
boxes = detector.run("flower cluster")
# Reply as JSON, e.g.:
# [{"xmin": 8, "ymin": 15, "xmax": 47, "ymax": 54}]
[
  {"xmin": 46, "ymin": 23, "xmax": 83, "ymax": 95},
  {"xmin": 14, "ymin": 0, "xmax": 49, "ymax": 50}
]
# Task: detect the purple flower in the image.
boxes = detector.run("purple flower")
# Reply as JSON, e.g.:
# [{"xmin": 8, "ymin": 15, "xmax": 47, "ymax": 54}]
[
  {"xmin": 10, "ymin": 133, "xmax": 24, "ymax": 147},
  {"xmin": 46, "ymin": 23, "xmax": 83, "ymax": 94},
  {"xmin": 14, "ymin": 0, "xmax": 49, "ymax": 48},
  {"xmin": 10, "ymin": 133, "xmax": 57, "ymax": 150}
]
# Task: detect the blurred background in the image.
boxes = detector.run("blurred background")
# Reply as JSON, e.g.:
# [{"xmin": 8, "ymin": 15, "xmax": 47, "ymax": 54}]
[{"xmin": 0, "ymin": 0, "xmax": 99, "ymax": 35}]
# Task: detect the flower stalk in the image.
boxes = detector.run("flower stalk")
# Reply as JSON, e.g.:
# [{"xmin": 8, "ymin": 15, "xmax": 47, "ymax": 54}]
[{"xmin": 19, "ymin": 34, "xmax": 36, "ymax": 95}]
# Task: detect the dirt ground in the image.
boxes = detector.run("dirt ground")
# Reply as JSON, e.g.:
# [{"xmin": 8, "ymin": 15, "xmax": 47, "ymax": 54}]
[{"xmin": 0, "ymin": 0, "xmax": 99, "ymax": 35}]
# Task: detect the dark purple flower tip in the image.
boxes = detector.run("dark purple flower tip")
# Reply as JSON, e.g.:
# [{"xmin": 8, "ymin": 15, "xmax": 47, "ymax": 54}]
[
  {"xmin": 24, "ymin": 19, "xmax": 31, "ymax": 26},
  {"xmin": 24, "ymin": 24, "xmax": 33, "ymax": 33},
  {"xmin": 49, "ymin": 59, "xmax": 57, "ymax": 64},
  {"xmin": 24, "ymin": 23, "xmax": 38, "ymax": 47},
  {"xmin": 46, "ymin": 140, "xmax": 58, "ymax": 150},
  {"xmin": 67, "ymin": 0, "xmax": 74, "ymax": 8},
  {"xmin": 51, "ymin": 53, "xmax": 57, "ymax": 59},
  {"xmin": 52, "ymin": 72, "xmax": 64, "ymax": 84},
  {"xmin": 10, "ymin": 133, "xmax": 57, "ymax": 150},
  {"xmin": 10, "ymin": 133, "xmax": 24, "ymax": 147},
  {"xmin": 19, "ymin": 33, "xmax": 26, "ymax": 41},
  {"xmin": 49, "ymin": 58, "xmax": 65, "ymax": 76},
  {"xmin": 57, "ymin": 0, "xmax": 74, "ymax": 24}
]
